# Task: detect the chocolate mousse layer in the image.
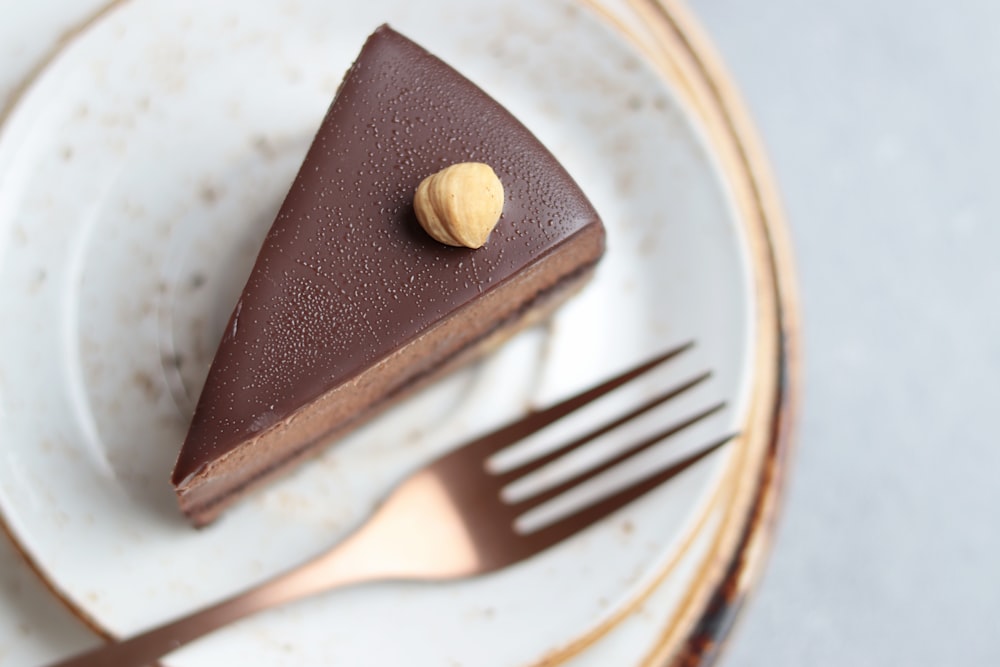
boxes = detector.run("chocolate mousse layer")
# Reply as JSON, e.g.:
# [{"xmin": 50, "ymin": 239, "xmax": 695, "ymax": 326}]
[{"xmin": 172, "ymin": 25, "xmax": 605, "ymax": 525}]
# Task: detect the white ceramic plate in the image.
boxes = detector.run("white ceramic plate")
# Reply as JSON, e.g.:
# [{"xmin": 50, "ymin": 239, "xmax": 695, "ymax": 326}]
[{"xmin": 0, "ymin": 0, "xmax": 754, "ymax": 665}]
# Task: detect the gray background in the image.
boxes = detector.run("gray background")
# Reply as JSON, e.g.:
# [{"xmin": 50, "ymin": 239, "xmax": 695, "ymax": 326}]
[{"xmin": 688, "ymin": 1, "xmax": 1000, "ymax": 664}]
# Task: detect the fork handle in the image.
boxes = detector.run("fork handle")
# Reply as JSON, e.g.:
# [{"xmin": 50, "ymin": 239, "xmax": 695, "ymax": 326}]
[
  {"xmin": 46, "ymin": 472, "xmax": 468, "ymax": 667},
  {"xmin": 45, "ymin": 571, "xmax": 309, "ymax": 667},
  {"xmin": 46, "ymin": 590, "xmax": 273, "ymax": 667},
  {"xmin": 44, "ymin": 548, "xmax": 353, "ymax": 667}
]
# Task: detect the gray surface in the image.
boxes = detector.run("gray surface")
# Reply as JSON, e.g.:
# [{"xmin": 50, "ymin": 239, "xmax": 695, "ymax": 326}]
[{"xmin": 686, "ymin": 1, "xmax": 1000, "ymax": 664}]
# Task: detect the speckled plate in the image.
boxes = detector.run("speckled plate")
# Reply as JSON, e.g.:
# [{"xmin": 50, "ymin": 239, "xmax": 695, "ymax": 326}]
[{"xmin": 0, "ymin": 0, "xmax": 768, "ymax": 665}]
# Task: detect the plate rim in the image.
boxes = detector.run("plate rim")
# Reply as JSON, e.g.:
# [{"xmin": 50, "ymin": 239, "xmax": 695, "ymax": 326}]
[
  {"xmin": 626, "ymin": 0, "xmax": 800, "ymax": 664},
  {"xmin": 0, "ymin": 1, "xmax": 800, "ymax": 665}
]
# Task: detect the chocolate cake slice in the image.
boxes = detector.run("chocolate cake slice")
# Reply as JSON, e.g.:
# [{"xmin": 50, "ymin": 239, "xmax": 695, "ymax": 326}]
[{"xmin": 172, "ymin": 25, "xmax": 605, "ymax": 526}]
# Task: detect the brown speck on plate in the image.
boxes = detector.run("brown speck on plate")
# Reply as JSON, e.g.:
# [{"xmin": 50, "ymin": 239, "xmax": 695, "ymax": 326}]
[{"xmin": 198, "ymin": 183, "xmax": 221, "ymax": 205}]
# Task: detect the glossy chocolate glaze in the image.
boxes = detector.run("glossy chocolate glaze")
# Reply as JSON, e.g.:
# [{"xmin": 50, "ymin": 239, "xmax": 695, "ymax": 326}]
[{"xmin": 173, "ymin": 26, "xmax": 602, "ymax": 484}]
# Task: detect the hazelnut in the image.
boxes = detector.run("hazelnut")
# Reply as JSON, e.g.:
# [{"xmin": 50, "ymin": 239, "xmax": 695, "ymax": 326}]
[{"xmin": 414, "ymin": 162, "xmax": 504, "ymax": 248}]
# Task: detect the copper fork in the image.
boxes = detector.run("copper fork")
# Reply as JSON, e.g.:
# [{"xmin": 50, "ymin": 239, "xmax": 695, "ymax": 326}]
[{"xmin": 47, "ymin": 341, "xmax": 734, "ymax": 667}]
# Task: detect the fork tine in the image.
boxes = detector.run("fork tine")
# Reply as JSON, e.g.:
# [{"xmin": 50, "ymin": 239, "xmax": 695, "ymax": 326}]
[
  {"xmin": 457, "ymin": 341, "xmax": 694, "ymax": 462},
  {"xmin": 494, "ymin": 371, "xmax": 711, "ymax": 483},
  {"xmin": 510, "ymin": 402, "xmax": 726, "ymax": 513},
  {"xmin": 522, "ymin": 433, "xmax": 737, "ymax": 549}
]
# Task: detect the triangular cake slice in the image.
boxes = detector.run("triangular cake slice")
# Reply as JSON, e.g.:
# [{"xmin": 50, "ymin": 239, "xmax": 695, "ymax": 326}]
[{"xmin": 172, "ymin": 25, "xmax": 605, "ymax": 526}]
